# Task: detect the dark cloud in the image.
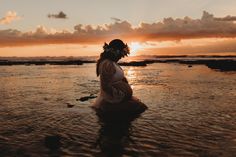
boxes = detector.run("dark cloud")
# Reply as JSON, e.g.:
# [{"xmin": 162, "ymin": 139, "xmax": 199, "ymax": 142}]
[
  {"xmin": 1, "ymin": 11, "xmax": 236, "ymax": 47},
  {"xmin": 111, "ymin": 17, "xmax": 122, "ymax": 22},
  {"xmin": 48, "ymin": 11, "xmax": 67, "ymax": 19}
]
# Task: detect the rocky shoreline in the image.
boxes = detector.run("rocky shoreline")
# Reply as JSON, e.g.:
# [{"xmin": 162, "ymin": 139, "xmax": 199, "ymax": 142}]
[
  {"xmin": 0, "ymin": 58, "xmax": 235, "ymax": 71},
  {"xmin": 0, "ymin": 59, "xmax": 95, "ymax": 66},
  {"xmin": 119, "ymin": 59, "xmax": 236, "ymax": 71}
]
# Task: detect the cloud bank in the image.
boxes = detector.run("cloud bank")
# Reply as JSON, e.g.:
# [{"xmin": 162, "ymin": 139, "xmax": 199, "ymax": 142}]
[
  {"xmin": 144, "ymin": 38, "xmax": 236, "ymax": 55},
  {"xmin": 1, "ymin": 11, "xmax": 236, "ymax": 47},
  {"xmin": 214, "ymin": 15, "xmax": 236, "ymax": 21},
  {"xmin": 0, "ymin": 11, "xmax": 21, "ymax": 25}
]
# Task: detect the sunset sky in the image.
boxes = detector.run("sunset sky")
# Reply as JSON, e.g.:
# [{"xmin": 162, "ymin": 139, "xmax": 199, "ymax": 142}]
[{"xmin": 1, "ymin": 0, "xmax": 236, "ymax": 56}]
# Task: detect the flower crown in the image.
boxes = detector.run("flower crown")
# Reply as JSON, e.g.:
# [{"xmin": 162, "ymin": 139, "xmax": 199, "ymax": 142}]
[{"xmin": 103, "ymin": 42, "xmax": 130, "ymax": 57}]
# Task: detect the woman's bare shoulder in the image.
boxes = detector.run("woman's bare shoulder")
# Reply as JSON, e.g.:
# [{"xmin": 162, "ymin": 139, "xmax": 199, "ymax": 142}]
[{"xmin": 99, "ymin": 59, "xmax": 116, "ymax": 76}]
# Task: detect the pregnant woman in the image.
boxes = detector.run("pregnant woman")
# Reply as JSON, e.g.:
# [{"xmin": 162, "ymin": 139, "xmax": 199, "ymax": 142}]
[{"xmin": 93, "ymin": 39, "xmax": 147, "ymax": 119}]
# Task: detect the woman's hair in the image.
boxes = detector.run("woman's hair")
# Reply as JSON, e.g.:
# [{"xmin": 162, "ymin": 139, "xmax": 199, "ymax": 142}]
[{"xmin": 96, "ymin": 39, "xmax": 129, "ymax": 76}]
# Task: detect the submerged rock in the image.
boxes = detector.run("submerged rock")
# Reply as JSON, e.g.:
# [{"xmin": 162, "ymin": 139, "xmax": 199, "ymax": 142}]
[
  {"xmin": 44, "ymin": 135, "xmax": 61, "ymax": 150},
  {"xmin": 178, "ymin": 59, "xmax": 236, "ymax": 71},
  {"xmin": 66, "ymin": 103, "xmax": 74, "ymax": 108},
  {"xmin": 205, "ymin": 60, "xmax": 236, "ymax": 71},
  {"xmin": 78, "ymin": 94, "xmax": 97, "ymax": 102},
  {"xmin": 119, "ymin": 61, "xmax": 147, "ymax": 66}
]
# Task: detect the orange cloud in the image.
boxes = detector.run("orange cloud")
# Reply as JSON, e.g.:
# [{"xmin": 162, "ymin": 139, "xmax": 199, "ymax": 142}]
[
  {"xmin": 144, "ymin": 38, "xmax": 236, "ymax": 55},
  {"xmin": 0, "ymin": 11, "xmax": 21, "ymax": 25},
  {"xmin": 1, "ymin": 11, "xmax": 236, "ymax": 47}
]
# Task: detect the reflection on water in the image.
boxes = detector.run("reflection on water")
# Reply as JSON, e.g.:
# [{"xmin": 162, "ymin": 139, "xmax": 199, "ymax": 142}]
[
  {"xmin": 125, "ymin": 67, "xmax": 136, "ymax": 89},
  {"xmin": 126, "ymin": 67, "xmax": 136, "ymax": 80},
  {"xmin": 95, "ymin": 116, "xmax": 134, "ymax": 157},
  {"xmin": 0, "ymin": 63, "xmax": 236, "ymax": 156}
]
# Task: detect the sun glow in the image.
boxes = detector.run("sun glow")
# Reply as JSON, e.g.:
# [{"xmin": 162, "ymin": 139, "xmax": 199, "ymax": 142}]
[{"xmin": 129, "ymin": 42, "xmax": 142, "ymax": 56}]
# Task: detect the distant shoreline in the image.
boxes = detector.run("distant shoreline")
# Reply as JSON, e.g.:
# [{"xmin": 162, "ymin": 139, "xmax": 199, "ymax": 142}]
[
  {"xmin": 119, "ymin": 59, "xmax": 236, "ymax": 71},
  {"xmin": 0, "ymin": 55, "xmax": 235, "ymax": 71},
  {"xmin": 1, "ymin": 55, "xmax": 236, "ymax": 60}
]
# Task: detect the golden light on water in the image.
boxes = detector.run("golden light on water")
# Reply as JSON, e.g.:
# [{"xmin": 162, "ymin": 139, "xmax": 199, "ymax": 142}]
[
  {"xmin": 129, "ymin": 42, "xmax": 142, "ymax": 56},
  {"xmin": 127, "ymin": 67, "xmax": 135, "ymax": 78},
  {"xmin": 125, "ymin": 67, "xmax": 137, "ymax": 89}
]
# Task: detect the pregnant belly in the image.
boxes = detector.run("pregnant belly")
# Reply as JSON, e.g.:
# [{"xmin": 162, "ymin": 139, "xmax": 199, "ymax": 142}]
[{"xmin": 112, "ymin": 80, "xmax": 133, "ymax": 100}]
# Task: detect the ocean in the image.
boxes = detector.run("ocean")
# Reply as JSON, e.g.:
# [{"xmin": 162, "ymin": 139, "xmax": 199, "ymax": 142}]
[{"xmin": 0, "ymin": 57, "xmax": 236, "ymax": 157}]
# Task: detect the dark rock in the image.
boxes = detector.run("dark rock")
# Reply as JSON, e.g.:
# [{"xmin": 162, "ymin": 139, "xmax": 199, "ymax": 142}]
[
  {"xmin": 44, "ymin": 135, "xmax": 61, "ymax": 150},
  {"xmin": 0, "ymin": 60, "xmax": 87, "ymax": 66},
  {"xmin": 163, "ymin": 59, "xmax": 236, "ymax": 71},
  {"xmin": 188, "ymin": 65, "xmax": 192, "ymax": 67},
  {"xmin": 119, "ymin": 61, "xmax": 147, "ymax": 66},
  {"xmin": 209, "ymin": 95, "xmax": 215, "ymax": 99},
  {"xmin": 16, "ymin": 148, "xmax": 30, "ymax": 157},
  {"xmin": 66, "ymin": 103, "xmax": 74, "ymax": 108},
  {"xmin": 78, "ymin": 95, "xmax": 97, "ymax": 102},
  {"xmin": 205, "ymin": 60, "xmax": 236, "ymax": 71}
]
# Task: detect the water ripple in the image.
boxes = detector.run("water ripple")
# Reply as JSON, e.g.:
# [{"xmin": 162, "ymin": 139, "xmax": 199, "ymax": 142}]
[{"xmin": 0, "ymin": 64, "xmax": 236, "ymax": 156}]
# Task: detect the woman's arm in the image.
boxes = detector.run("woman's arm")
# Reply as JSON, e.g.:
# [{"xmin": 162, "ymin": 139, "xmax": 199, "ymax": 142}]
[{"xmin": 99, "ymin": 60, "xmax": 116, "ymax": 95}]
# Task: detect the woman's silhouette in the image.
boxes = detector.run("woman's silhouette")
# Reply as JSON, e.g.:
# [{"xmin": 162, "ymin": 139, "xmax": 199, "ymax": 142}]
[
  {"xmin": 93, "ymin": 39, "xmax": 147, "ymax": 156},
  {"xmin": 93, "ymin": 39, "xmax": 147, "ymax": 120}
]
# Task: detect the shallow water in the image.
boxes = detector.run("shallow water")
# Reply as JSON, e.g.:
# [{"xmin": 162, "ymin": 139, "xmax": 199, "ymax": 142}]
[{"xmin": 0, "ymin": 63, "xmax": 236, "ymax": 157}]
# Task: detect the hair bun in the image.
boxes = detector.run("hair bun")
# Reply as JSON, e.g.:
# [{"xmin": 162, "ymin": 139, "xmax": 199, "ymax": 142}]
[
  {"xmin": 103, "ymin": 42, "xmax": 109, "ymax": 50},
  {"xmin": 108, "ymin": 39, "xmax": 126, "ymax": 50}
]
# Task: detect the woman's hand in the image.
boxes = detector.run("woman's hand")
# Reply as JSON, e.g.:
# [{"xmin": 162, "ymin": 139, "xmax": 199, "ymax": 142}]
[{"xmin": 112, "ymin": 80, "xmax": 133, "ymax": 100}]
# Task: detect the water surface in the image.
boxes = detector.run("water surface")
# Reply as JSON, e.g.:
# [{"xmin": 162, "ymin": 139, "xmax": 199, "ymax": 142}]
[{"xmin": 0, "ymin": 63, "xmax": 236, "ymax": 157}]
